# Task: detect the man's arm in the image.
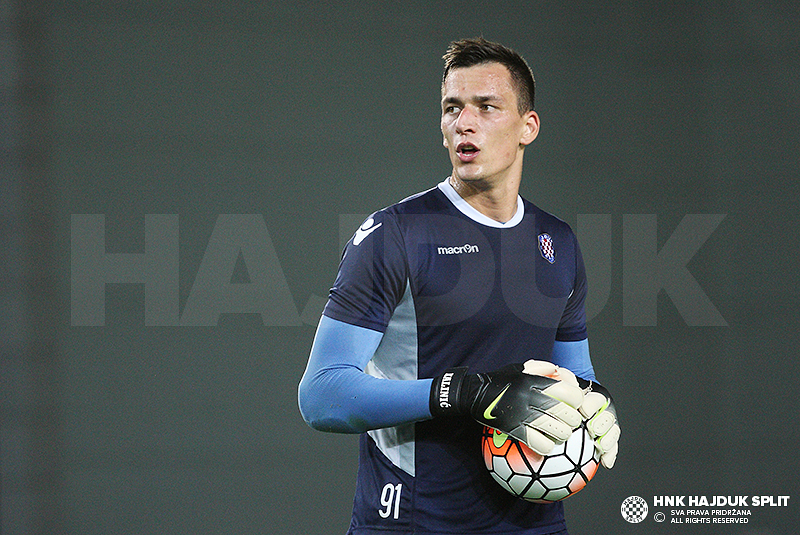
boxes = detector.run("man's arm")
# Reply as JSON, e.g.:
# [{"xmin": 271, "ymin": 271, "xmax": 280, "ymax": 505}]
[
  {"xmin": 298, "ymin": 316, "xmax": 587, "ymax": 456},
  {"xmin": 551, "ymin": 339, "xmax": 596, "ymax": 381},
  {"xmin": 550, "ymin": 338, "xmax": 620, "ymax": 468},
  {"xmin": 297, "ymin": 315, "xmax": 433, "ymax": 434}
]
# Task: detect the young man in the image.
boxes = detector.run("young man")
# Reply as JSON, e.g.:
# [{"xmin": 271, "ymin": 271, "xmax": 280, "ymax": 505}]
[{"xmin": 298, "ymin": 38, "xmax": 620, "ymax": 535}]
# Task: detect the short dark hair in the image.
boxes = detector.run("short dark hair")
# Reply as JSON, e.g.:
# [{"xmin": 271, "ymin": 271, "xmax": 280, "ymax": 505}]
[{"xmin": 442, "ymin": 37, "xmax": 536, "ymax": 114}]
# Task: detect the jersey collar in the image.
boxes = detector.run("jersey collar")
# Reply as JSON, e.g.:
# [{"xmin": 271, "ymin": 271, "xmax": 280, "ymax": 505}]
[{"xmin": 437, "ymin": 178, "xmax": 524, "ymax": 229}]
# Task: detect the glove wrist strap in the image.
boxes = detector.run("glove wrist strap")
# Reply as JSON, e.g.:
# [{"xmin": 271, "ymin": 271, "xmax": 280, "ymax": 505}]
[{"xmin": 430, "ymin": 367, "xmax": 470, "ymax": 417}]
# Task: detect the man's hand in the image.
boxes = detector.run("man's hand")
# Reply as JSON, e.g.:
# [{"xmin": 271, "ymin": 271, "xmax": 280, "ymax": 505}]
[
  {"xmin": 576, "ymin": 378, "xmax": 620, "ymax": 469},
  {"xmin": 430, "ymin": 361, "xmax": 585, "ymax": 455}
]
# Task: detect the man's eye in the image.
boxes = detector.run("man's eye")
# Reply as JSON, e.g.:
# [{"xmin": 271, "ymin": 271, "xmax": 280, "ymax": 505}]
[{"xmin": 444, "ymin": 106, "xmax": 460, "ymax": 114}]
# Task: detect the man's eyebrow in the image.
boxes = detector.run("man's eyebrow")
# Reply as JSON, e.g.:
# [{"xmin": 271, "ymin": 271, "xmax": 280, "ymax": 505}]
[{"xmin": 442, "ymin": 95, "xmax": 502, "ymax": 106}]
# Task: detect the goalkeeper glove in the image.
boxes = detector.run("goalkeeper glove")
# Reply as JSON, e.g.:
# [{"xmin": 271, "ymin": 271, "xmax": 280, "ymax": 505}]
[
  {"xmin": 430, "ymin": 360, "xmax": 584, "ymax": 455},
  {"xmin": 576, "ymin": 377, "xmax": 620, "ymax": 469}
]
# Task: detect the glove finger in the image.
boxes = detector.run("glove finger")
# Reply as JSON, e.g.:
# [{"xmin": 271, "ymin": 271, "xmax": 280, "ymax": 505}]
[
  {"xmin": 578, "ymin": 391, "xmax": 607, "ymax": 420},
  {"xmin": 522, "ymin": 426, "xmax": 556, "ymax": 456},
  {"xmin": 522, "ymin": 360, "xmax": 558, "ymax": 377},
  {"xmin": 553, "ymin": 366, "xmax": 579, "ymax": 388},
  {"xmin": 588, "ymin": 411, "xmax": 616, "ymax": 438},
  {"xmin": 541, "ymin": 381, "xmax": 584, "ymax": 409},
  {"xmin": 545, "ymin": 402, "xmax": 583, "ymax": 429},
  {"xmin": 527, "ymin": 412, "xmax": 574, "ymax": 442},
  {"xmin": 598, "ymin": 423, "xmax": 621, "ymax": 453},
  {"xmin": 600, "ymin": 440, "xmax": 619, "ymax": 469}
]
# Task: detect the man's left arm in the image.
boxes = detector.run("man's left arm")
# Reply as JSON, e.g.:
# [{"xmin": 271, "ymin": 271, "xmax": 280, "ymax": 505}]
[
  {"xmin": 551, "ymin": 339, "xmax": 595, "ymax": 382},
  {"xmin": 551, "ymin": 339, "xmax": 620, "ymax": 469}
]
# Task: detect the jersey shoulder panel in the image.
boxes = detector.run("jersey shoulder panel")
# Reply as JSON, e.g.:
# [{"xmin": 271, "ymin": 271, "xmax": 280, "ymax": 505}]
[
  {"xmin": 322, "ymin": 186, "xmax": 447, "ymax": 332},
  {"xmin": 323, "ymin": 208, "xmax": 407, "ymax": 332}
]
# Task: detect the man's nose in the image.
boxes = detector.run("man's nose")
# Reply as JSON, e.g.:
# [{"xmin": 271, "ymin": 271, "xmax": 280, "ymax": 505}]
[{"xmin": 455, "ymin": 107, "xmax": 477, "ymax": 133}]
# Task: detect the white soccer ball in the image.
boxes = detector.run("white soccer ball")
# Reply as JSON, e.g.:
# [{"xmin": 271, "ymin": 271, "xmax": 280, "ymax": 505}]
[{"xmin": 482, "ymin": 421, "xmax": 600, "ymax": 503}]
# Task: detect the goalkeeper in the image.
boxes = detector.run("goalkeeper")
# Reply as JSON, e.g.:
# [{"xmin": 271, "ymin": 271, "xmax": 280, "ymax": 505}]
[{"xmin": 298, "ymin": 37, "xmax": 619, "ymax": 535}]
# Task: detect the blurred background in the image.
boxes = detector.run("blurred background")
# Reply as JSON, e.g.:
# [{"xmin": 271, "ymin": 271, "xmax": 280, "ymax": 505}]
[{"xmin": 2, "ymin": 1, "xmax": 798, "ymax": 533}]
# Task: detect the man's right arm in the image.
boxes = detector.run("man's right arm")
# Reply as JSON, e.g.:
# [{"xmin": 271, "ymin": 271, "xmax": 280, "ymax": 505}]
[
  {"xmin": 298, "ymin": 316, "xmax": 586, "ymax": 456},
  {"xmin": 297, "ymin": 315, "xmax": 434, "ymax": 434}
]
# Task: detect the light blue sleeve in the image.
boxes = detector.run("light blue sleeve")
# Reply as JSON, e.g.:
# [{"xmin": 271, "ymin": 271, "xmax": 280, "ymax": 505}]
[
  {"xmin": 550, "ymin": 339, "xmax": 597, "ymax": 382},
  {"xmin": 297, "ymin": 315, "xmax": 434, "ymax": 433}
]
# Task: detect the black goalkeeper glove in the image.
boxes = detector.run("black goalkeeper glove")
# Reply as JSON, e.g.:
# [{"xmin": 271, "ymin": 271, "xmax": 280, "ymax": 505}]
[{"xmin": 430, "ymin": 360, "xmax": 585, "ymax": 455}]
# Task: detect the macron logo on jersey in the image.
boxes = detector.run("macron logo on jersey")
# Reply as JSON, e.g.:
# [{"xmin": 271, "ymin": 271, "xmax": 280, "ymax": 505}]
[
  {"xmin": 437, "ymin": 244, "xmax": 480, "ymax": 255},
  {"xmin": 353, "ymin": 218, "xmax": 382, "ymax": 246}
]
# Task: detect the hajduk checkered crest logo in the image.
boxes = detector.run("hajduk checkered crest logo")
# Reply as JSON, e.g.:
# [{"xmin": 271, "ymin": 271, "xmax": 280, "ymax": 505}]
[
  {"xmin": 621, "ymin": 496, "xmax": 648, "ymax": 523},
  {"xmin": 538, "ymin": 233, "xmax": 555, "ymax": 263}
]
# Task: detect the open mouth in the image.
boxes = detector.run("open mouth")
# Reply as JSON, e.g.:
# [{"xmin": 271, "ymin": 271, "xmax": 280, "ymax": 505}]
[{"xmin": 456, "ymin": 142, "xmax": 479, "ymax": 161}]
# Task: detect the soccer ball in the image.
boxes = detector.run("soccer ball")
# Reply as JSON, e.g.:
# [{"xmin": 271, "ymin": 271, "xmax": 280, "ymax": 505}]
[{"xmin": 482, "ymin": 421, "xmax": 599, "ymax": 503}]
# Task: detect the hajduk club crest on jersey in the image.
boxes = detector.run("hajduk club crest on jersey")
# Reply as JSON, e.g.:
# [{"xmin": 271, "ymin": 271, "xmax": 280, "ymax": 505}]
[{"xmin": 538, "ymin": 233, "xmax": 555, "ymax": 263}]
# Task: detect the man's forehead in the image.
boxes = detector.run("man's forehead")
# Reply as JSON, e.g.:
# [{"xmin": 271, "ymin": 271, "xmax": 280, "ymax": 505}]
[{"xmin": 441, "ymin": 62, "xmax": 515, "ymax": 96}]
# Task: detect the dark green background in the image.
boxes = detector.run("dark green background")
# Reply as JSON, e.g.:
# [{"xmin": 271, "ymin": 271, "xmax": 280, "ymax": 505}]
[{"xmin": 3, "ymin": 1, "xmax": 799, "ymax": 534}]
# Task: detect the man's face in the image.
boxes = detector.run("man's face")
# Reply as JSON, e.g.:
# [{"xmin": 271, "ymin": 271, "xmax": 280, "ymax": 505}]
[{"xmin": 441, "ymin": 62, "xmax": 539, "ymax": 187}]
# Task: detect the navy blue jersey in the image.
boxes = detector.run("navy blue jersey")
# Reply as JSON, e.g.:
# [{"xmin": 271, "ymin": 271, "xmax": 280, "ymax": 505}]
[{"xmin": 323, "ymin": 180, "xmax": 588, "ymax": 535}]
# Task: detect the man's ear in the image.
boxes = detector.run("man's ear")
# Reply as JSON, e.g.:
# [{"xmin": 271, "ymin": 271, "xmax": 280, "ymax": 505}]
[{"xmin": 520, "ymin": 111, "xmax": 540, "ymax": 146}]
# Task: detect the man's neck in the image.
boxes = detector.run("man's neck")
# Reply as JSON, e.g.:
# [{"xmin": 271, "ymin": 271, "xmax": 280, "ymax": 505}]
[{"xmin": 448, "ymin": 175, "xmax": 521, "ymax": 224}]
